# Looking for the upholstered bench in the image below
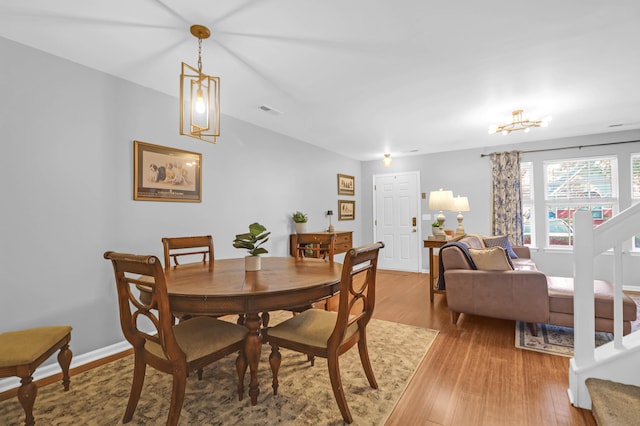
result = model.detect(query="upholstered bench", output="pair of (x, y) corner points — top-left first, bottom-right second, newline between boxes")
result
(547, 277), (637, 335)
(0, 326), (72, 426)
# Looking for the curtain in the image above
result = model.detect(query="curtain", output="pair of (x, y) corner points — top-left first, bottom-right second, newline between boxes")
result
(490, 151), (523, 245)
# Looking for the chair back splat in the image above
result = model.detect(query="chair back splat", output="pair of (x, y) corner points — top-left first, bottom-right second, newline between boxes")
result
(104, 251), (247, 426)
(162, 235), (214, 269)
(295, 233), (336, 262)
(265, 242), (384, 424)
(331, 242), (381, 350)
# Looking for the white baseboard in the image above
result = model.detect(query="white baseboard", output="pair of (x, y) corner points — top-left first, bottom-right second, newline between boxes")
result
(0, 340), (131, 393)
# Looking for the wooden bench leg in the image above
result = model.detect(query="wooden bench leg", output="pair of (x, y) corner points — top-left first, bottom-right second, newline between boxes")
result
(527, 323), (538, 336)
(58, 343), (72, 391)
(17, 376), (36, 426)
(451, 311), (460, 324)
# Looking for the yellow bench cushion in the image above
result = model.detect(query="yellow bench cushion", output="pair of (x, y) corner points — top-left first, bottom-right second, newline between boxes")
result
(0, 326), (72, 367)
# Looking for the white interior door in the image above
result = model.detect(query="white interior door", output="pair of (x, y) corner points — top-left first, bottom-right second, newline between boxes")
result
(374, 171), (421, 271)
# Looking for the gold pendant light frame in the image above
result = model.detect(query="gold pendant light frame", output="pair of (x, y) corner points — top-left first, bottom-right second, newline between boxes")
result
(180, 25), (220, 143)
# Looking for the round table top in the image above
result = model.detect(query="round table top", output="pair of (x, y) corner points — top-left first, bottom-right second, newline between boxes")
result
(157, 257), (343, 315)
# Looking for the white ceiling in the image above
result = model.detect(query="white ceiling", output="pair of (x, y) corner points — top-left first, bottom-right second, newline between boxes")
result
(1, 1), (639, 161)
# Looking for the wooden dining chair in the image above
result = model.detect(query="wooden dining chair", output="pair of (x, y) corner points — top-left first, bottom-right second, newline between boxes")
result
(290, 232), (337, 316)
(104, 251), (248, 426)
(0, 326), (72, 426)
(162, 235), (214, 269)
(295, 233), (336, 262)
(265, 242), (384, 424)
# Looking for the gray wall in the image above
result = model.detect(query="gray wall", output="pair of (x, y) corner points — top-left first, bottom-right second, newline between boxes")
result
(0, 37), (362, 357)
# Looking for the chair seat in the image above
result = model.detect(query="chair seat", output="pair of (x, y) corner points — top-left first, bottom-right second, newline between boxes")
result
(267, 309), (358, 348)
(0, 326), (72, 367)
(146, 317), (247, 362)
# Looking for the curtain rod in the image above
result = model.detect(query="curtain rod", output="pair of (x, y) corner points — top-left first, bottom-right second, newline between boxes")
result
(480, 139), (640, 158)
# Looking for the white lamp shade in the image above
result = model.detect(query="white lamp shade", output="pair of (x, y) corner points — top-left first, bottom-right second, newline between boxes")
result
(453, 196), (470, 212)
(428, 189), (454, 211)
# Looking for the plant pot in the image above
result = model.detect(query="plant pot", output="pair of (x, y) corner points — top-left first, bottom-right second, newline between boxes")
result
(295, 222), (307, 233)
(245, 255), (261, 271)
(432, 226), (439, 237)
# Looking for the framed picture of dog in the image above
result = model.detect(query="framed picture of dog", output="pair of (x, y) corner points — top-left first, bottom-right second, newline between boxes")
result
(133, 140), (202, 202)
(338, 200), (355, 220)
(337, 173), (355, 196)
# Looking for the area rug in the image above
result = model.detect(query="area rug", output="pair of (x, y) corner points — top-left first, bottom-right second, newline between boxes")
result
(0, 311), (438, 425)
(515, 295), (640, 357)
(514, 321), (613, 357)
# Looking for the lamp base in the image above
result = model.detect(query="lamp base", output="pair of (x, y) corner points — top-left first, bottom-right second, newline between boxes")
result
(434, 211), (447, 237)
(455, 212), (465, 236)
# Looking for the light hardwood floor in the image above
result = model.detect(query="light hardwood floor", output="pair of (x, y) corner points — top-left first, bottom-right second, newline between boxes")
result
(374, 270), (596, 426)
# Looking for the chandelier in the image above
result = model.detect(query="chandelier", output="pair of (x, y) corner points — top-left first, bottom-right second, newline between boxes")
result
(180, 25), (220, 143)
(488, 109), (552, 135)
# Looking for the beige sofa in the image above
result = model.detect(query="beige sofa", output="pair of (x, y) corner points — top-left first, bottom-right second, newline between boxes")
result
(439, 234), (637, 334)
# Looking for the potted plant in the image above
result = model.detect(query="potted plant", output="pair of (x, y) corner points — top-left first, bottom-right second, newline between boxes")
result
(233, 222), (270, 271)
(432, 221), (441, 237)
(292, 211), (308, 233)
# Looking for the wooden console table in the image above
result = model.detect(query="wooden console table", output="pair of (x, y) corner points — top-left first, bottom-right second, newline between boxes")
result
(290, 231), (353, 257)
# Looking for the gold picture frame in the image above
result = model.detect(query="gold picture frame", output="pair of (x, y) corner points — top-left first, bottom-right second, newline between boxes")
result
(338, 200), (355, 221)
(337, 173), (355, 196)
(133, 140), (202, 202)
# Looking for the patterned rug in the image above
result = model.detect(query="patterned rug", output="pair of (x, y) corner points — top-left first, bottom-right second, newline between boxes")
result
(514, 321), (613, 357)
(0, 311), (438, 425)
(515, 295), (640, 357)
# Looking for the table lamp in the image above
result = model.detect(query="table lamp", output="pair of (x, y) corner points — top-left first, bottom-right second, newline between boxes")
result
(327, 210), (334, 232)
(453, 195), (470, 236)
(428, 189), (454, 238)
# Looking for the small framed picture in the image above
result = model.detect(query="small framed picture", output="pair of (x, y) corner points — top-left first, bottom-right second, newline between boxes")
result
(338, 200), (355, 221)
(337, 173), (355, 196)
(133, 140), (202, 202)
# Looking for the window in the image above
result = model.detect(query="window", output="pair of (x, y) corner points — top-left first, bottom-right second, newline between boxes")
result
(520, 162), (534, 246)
(632, 154), (640, 250)
(544, 156), (618, 247)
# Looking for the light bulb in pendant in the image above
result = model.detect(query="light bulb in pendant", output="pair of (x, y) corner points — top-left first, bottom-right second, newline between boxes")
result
(195, 87), (206, 114)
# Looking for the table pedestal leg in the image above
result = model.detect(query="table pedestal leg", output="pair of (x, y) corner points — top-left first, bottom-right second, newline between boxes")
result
(244, 312), (262, 405)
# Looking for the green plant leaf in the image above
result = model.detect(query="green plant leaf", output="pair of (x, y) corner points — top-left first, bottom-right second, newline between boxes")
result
(249, 222), (266, 236)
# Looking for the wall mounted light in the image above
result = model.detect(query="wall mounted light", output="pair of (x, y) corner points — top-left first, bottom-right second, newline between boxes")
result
(383, 153), (392, 167)
(180, 24), (220, 143)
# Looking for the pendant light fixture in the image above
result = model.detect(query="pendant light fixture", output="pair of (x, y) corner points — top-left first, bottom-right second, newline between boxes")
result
(180, 25), (220, 143)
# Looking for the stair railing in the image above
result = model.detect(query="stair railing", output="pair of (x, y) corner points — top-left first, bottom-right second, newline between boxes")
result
(571, 203), (640, 406)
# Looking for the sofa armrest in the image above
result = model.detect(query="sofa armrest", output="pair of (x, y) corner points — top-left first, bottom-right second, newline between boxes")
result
(445, 269), (549, 324)
(511, 246), (530, 259)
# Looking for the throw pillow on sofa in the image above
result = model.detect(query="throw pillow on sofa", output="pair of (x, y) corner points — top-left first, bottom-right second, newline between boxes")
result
(468, 247), (514, 271)
(483, 235), (519, 259)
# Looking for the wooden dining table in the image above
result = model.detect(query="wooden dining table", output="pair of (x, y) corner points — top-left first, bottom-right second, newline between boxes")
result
(153, 256), (342, 406)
